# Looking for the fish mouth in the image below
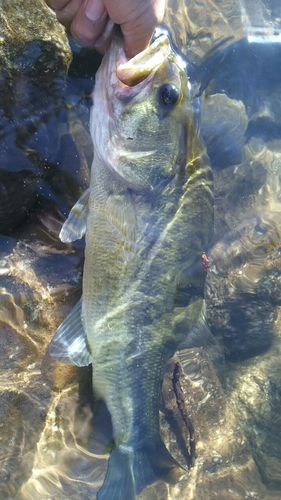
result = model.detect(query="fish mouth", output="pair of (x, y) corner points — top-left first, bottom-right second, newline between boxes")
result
(114, 32), (171, 87)
(113, 25), (188, 87)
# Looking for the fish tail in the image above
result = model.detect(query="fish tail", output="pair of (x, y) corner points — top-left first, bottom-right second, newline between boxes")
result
(97, 435), (183, 500)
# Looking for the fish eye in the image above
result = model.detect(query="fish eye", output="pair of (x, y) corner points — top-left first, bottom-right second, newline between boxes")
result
(158, 83), (180, 108)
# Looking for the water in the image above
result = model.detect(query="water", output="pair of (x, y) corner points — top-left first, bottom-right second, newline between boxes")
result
(1, 0), (281, 498)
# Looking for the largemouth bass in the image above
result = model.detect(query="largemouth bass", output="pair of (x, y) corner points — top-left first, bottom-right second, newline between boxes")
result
(50, 27), (213, 500)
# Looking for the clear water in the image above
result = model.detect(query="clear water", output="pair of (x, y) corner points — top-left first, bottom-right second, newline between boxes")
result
(1, 0), (281, 499)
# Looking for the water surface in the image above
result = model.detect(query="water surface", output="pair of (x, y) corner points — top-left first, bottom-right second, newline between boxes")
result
(1, 0), (281, 499)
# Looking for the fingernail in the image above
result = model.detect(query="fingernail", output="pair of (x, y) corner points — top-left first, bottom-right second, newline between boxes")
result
(85, 0), (104, 22)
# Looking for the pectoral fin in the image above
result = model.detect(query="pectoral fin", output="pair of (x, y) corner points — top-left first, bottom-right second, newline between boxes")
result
(60, 188), (90, 243)
(49, 299), (92, 367)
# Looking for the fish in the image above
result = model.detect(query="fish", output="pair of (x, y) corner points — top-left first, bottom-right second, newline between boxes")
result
(49, 26), (213, 500)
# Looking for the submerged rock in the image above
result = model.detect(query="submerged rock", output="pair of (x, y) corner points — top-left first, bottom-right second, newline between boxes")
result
(201, 94), (248, 170)
(0, 228), (83, 499)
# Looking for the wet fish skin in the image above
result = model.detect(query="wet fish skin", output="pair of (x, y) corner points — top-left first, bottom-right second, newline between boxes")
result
(50, 27), (213, 500)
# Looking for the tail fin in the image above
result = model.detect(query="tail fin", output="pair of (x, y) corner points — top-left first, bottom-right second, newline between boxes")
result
(97, 436), (183, 500)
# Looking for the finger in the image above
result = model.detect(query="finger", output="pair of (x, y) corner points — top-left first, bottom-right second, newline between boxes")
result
(70, 0), (108, 45)
(84, 0), (106, 22)
(104, 0), (165, 58)
(45, 0), (70, 9)
(92, 18), (114, 54)
(47, 0), (83, 28)
(124, 1), (165, 57)
(122, 26), (153, 59)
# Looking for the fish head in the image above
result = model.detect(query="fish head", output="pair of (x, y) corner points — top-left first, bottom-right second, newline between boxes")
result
(91, 27), (198, 193)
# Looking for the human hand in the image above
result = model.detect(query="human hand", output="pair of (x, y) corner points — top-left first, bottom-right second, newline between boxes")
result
(45, 0), (166, 58)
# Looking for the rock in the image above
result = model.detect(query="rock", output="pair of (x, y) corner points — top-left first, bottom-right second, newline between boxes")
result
(201, 94), (248, 169)
(0, 0), (72, 231)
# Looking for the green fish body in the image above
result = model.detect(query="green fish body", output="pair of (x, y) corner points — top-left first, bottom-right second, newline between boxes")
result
(50, 28), (213, 500)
